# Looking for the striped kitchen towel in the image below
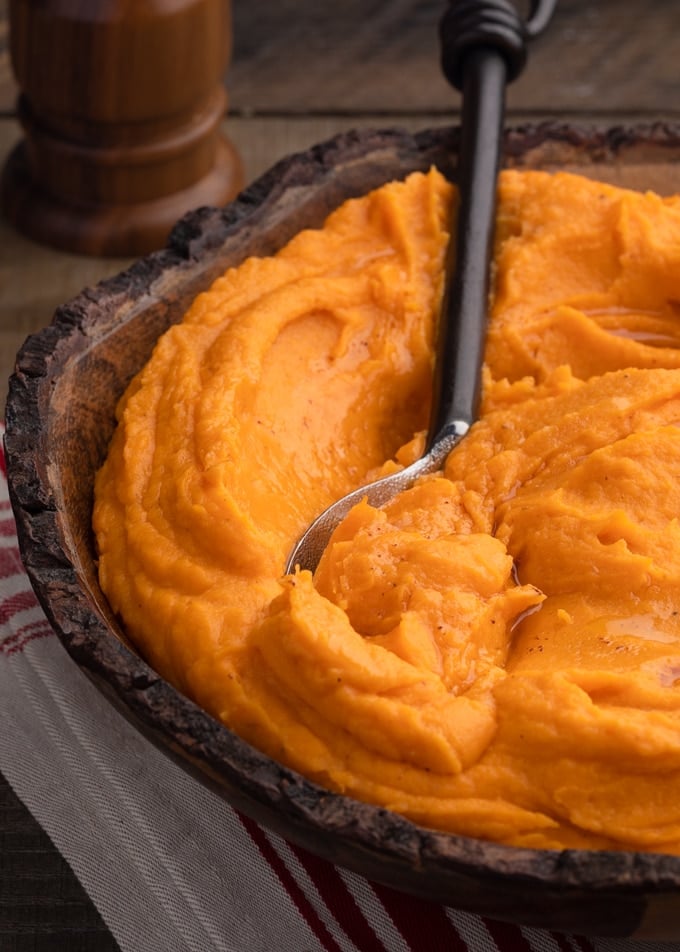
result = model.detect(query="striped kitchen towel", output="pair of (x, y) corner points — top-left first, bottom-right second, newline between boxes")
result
(0, 426), (671, 952)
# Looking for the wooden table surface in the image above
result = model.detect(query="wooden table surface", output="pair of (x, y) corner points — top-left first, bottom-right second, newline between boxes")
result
(1, 0), (680, 948)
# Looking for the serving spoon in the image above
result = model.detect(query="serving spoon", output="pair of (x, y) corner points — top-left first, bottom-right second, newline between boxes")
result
(285, 0), (556, 575)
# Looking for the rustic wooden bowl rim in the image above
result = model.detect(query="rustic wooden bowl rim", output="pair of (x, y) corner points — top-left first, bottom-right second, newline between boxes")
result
(7, 121), (680, 936)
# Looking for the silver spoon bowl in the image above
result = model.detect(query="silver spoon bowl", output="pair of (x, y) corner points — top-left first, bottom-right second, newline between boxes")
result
(286, 425), (467, 573)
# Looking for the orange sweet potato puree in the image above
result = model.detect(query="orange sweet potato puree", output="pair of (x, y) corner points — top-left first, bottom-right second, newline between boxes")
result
(94, 166), (680, 853)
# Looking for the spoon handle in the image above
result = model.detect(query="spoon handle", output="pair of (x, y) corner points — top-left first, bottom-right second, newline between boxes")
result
(431, 0), (529, 446)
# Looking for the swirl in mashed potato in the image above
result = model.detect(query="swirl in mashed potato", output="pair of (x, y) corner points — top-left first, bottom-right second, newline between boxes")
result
(94, 166), (680, 852)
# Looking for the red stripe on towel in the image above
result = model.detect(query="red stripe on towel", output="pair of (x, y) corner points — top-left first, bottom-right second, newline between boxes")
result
(0, 588), (36, 624)
(483, 918), (533, 952)
(239, 813), (346, 952)
(371, 881), (470, 951)
(0, 619), (53, 656)
(288, 841), (391, 952)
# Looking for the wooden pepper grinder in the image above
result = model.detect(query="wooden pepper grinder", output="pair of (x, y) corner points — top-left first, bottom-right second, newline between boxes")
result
(0, 0), (244, 256)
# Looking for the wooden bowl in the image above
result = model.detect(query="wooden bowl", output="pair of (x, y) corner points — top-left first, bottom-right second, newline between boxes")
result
(7, 123), (680, 939)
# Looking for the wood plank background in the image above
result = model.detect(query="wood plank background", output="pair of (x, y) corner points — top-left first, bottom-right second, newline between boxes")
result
(1, 0), (680, 948)
(2, 0), (678, 118)
(227, 0), (680, 117)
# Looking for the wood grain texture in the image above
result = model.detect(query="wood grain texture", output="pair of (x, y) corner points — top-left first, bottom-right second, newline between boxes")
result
(1, 0), (244, 255)
(203, 0), (680, 117)
(1, 0), (680, 118)
(0, 782), (121, 952)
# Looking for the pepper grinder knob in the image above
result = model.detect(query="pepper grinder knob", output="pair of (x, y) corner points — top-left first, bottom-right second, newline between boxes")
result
(0, 0), (244, 256)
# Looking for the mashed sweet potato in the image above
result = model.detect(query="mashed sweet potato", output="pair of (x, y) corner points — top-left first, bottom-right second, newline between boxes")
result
(93, 166), (680, 852)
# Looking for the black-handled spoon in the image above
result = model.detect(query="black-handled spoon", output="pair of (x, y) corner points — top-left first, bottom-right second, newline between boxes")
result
(285, 0), (555, 575)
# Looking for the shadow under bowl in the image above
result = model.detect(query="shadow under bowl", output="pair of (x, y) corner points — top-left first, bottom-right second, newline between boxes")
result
(6, 122), (680, 940)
